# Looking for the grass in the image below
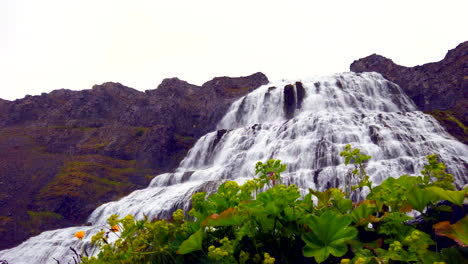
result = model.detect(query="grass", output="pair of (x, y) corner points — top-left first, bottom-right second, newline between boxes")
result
(426, 109), (468, 143)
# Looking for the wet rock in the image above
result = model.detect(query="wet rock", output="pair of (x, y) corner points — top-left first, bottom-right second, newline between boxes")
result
(314, 82), (321, 93)
(212, 129), (228, 149)
(295, 82), (306, 109)
(335, 79), (343, 89)
(369, 125), (383, 145)
(283, 84), (296, 119)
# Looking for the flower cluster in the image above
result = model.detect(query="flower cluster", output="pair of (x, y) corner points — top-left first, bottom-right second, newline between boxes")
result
(263, 252), (275, 264)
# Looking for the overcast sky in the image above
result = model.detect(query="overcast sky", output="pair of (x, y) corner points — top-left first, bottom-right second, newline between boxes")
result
(1, 0), (467, 100)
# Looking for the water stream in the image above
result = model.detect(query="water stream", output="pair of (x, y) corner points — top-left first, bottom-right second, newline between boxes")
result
(1, 72), (466, 263)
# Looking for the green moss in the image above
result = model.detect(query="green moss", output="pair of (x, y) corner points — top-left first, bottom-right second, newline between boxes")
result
(426, 110), (468, 144)
(36, 156), (153, 211)
(430, 110), (467, 131)
(145, 174), (155, 180)
(174, 134), (194, 143)
(27, 210), (63, 220)
(224, 86), (251, 93)
(79, 140), (109, 150)
(39, 161), (133, 199)
(21, 211), (63, 234)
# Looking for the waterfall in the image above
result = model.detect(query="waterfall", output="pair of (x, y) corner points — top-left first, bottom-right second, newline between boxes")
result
(1, 72), (467, 263)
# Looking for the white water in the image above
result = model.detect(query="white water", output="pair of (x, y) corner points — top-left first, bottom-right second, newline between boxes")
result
(1, 72), (467, 263)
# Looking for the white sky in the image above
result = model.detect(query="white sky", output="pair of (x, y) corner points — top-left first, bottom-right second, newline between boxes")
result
(1, 0), (467, 100)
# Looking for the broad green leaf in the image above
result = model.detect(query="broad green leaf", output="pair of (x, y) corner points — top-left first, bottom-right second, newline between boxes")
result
(406, 186), (439, 212)
(264, 202), (281, 216)
(334, 198), (353, 213)
(328, 188), (353, 213)
(367, 175), (421, 212)
(202, 207), (245, 227)
(350, 201), (378, 225)
(302, 211), (357, 263)
(433, 216), (468, 247)
(300, 193), (314, 212)
(310, 189), (332, 209)
(426, 186), (465, 206)
(441, 247), (468, 263)
(177, 228), (204, 254)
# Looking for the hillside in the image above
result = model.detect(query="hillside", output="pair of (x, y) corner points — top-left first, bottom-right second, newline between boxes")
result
(0, 72), (268, 250)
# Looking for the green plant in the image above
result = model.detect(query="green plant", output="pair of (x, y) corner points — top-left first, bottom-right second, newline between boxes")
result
(302, 210), (357, 263)
(74, 148), (467, 264)
(340, 144), (372, 195)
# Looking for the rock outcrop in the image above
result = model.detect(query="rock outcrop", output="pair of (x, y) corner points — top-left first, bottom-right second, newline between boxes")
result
(0, 72), (268, 250)
(350, 41), (467, 143)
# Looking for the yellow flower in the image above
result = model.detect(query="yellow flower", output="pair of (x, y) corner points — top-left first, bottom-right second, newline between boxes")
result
(355, 257), (366, 264)
(74, 231), (85, 240)
(340, 259), (351, 264)
(263, 252), (275, 264)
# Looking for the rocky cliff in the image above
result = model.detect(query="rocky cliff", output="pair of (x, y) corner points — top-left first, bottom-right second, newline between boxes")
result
(0, 72), (268, 250)
(350, 41), (467, 143)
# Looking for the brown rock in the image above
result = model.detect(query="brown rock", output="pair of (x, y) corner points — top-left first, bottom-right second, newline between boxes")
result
(0, 72), (268, 250)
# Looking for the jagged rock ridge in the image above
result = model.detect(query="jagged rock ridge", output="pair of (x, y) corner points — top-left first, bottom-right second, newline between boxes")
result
(0, 72), (268, 250)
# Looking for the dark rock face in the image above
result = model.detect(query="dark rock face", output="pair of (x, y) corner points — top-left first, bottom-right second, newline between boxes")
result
(283, 82), (308, 119)
(295, 82), (306, 109)
(350, 41), (467, 143)
(283, 84), (296, 119)
(369, 125), (383, 145)
(0, 72), (268, 250)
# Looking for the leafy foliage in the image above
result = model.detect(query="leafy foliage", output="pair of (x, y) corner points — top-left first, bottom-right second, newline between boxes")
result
(71, 151), (467, 264)
(433, 216), (468, 247)
(302, 211), (357, 263)
(340, 144), (372, 194)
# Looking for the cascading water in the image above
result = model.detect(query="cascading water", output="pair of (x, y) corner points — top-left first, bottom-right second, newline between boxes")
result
(1, 72), (467, 263)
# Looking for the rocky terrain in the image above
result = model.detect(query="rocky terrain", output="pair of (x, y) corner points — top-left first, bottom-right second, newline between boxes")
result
(351, 41), (467, 143)
(1, 41), (466, 251)
(0, 72), (268, 250)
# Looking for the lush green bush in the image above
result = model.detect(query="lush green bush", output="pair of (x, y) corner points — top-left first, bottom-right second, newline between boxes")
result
(71, 145), (467, 264)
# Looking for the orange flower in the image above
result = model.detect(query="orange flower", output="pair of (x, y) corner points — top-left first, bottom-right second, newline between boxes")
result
(74, 231), (85, 240)
(110, 225), (119, 232)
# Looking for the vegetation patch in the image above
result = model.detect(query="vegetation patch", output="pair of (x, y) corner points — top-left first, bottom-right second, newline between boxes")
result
(174, 134), (195, 148)
(36, 155), (153, 222)
(427, 109), (468, 144)
(64, 146), (467, 264)
(22, 211), (63, 235)
(224, 87), (251, 94)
